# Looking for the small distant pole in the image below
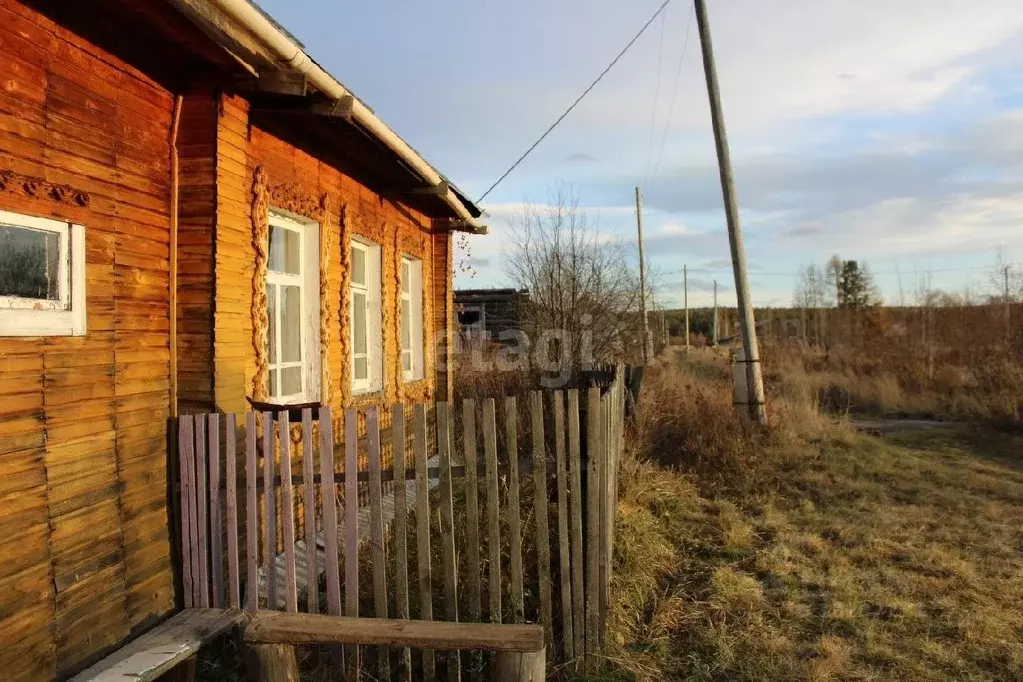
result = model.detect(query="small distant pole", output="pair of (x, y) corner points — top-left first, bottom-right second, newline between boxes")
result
(635, 187), (651, 363)
(712, 279), (718, 347)
(695, 0), (766, 424)
(1005, 265), (1012, 344)
(684, 265), (690, 354)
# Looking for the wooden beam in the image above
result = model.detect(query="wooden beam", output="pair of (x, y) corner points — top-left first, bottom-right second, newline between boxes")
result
(434, 217), (488, 235)
(243, 612), (545, 653)
(402, 181), (450, 196)
(253, 71), (308, 97)
(168, 0), (278, 69)
(309, 95), (355, 120)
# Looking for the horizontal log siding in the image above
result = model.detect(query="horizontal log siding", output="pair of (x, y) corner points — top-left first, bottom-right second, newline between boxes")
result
(0, 1), (176, 677)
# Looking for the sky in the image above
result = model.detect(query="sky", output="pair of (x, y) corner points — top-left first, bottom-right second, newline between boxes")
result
(258, 0), (1023, 308)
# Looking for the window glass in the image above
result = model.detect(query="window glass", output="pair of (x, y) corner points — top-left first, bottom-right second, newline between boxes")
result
(401, 260), (411, 295)
(401, 299), (411, 348)
(281, 366), (302, 396)
(354, 356), (368, 381)
(351, 245), (366, 286)
(353, 292), (367, 354)
(0, 224), (60, 300)
(269, 225), (301, 275)
(282, 285), (302, 362)
(267, 282), (278, 362)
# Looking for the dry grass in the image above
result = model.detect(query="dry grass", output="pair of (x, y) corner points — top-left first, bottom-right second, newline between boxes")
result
(594, 350), (1023, 682)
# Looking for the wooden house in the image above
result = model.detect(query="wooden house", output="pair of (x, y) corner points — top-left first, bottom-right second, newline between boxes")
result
(0, 0), (485, 677)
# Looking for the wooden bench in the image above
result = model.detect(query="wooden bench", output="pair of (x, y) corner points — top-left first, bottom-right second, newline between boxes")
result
(244, 612), (545, 681)
(69, 609), (248, 681)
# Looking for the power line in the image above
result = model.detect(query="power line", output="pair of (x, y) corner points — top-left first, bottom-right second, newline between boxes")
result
(477, 0), (674, 203)
(649, 4), (695, 188)
(661, 261), (1023, 279)
(642, 7), (668, 188)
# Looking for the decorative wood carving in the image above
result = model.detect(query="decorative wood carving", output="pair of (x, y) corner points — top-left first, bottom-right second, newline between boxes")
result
(319, 194), (333, 412)
(268, 182), (326, 222)
(0, 169), (90, 207)
(251, 166), (271, 402)
(337, 202), (355, 412)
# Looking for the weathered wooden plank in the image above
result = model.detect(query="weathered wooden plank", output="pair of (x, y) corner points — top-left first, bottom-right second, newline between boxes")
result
(225, 414), (240, 610)
(194, 415), (209, 608)
(301, 408), (317, 614)
(462, 399), (482, 680)
(319, 408), (341, 617)
(244, 612), (544, 653)
(437, 402), (460, 681)
(207, 414), (223, 608)
(412, 403), (435, 678)
(392, 403), (411, 682)
(504, 397), (524, 624)
(178, 416), (194, 609)
(585, 387), (602, 669)
(367, 406), (391, 680)
(246, 412), (259, 613)
(567, 390), (585, 663)
(280, 413), (298, 613)
(482, 398), (501, 625)
(343, 407), (360, 677)
(553, 392), (574, 662)
(530, 392), (553, 651)
(262, 412), (277, 610)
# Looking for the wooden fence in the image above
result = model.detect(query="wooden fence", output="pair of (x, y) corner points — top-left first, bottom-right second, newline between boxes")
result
(175, 371), (625, 678)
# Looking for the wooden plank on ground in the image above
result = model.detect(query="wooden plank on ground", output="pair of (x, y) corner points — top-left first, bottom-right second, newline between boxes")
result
(504, 397), (524, 624)
(246, 412), (259, 612)
(195, 415), (209, 608)
(263, 411), (277, 611)
(344, 407), (360, 678)
(367, 406), (391, 680)
(568, 389), (585, 663)
(553, 392), (574, 662)
(530, 392), (553, 651)
(585, 387), (602, 670)
(462, 398), (482, 681)
(319, 407), (341, 617)
(482, 398), (501, 624)
(178, 416), (194, 609)
(280, 411), (298, 613)
(412, 403), (435, 679)
(208, 413), (223, 608)
(301, 408), (317, 614)
(437, 401), (460, 682)
(68, 608), (248, 682)
(392, 403), (412, 682)
(226, 414), (240, 609)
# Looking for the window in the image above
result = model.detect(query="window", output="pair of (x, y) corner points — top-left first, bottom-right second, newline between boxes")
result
(266, 210), (320, 403)
(400, 256), (424, 381)
(350, 238), (382, 393)
(0, 210), (85, 337)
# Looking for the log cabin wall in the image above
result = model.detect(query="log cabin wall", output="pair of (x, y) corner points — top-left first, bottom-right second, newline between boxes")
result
(212, 92), (453, 454)
(0, 0), (181, 677)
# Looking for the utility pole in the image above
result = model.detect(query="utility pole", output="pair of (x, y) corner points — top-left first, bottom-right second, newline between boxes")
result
(712, 279), (718, 347)
(1005, 265), (1012, 344)
(684, 265), (690, 354)
(694, 0), (766, 424)
(635, 186), (651, 363)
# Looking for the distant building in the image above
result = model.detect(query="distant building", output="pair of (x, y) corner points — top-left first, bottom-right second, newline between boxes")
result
(455, 288), (529, 342)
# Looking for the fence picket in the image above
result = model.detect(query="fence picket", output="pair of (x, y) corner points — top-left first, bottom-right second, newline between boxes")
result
(504, 397), (524, 624)
(585, 387), (602, 669)
(553, 392), (574, 662)
(279, 411), (298, 613)
(208, 414), (223, 608)
(367, 407), (391, 680)
(319, 408), (341, 617)
(437, 402), (460, 682)
(482, 399), (502, 625)
(263, 412), (277, 611)
(462, 399), (482, 681)
(246, 412), (258, 612)
(178, 416), (194, 609)
(531, 392), (553, 650)
(567, 389), (585, 664)
(225, 414), (240, 609)
(195, 415), (209, 608)
(344, 408), (360, 678)
(392, 404), (412, 682)
(301, 408), (318, 614)
(412, 403), (436, 678)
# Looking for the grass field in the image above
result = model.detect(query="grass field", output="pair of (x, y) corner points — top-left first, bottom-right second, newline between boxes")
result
(594, 350), (1023, 681)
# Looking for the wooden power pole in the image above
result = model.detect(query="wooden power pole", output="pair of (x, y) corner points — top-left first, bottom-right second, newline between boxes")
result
(635, 186), (651, 363)
(684, 265), (690, 354)
(1005, 265), (1012, 344)
(694, 0), (767, 424)
(712, 279), (718, 347)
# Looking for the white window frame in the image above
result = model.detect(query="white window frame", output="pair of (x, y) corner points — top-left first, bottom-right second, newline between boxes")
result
(265, 209), (321, 404)
(350, 237), (383, 394)
(0, 210), (86, 337)
(400, 256), (424, 382)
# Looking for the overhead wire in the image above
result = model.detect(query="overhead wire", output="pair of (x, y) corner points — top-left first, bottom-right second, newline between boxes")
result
(648, 4), (695, 188)
(477, 0), (674, 203)
(642, 7), (668, 188)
